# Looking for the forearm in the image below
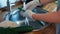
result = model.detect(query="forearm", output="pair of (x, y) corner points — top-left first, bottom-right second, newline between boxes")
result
(32, 12), (60, 23)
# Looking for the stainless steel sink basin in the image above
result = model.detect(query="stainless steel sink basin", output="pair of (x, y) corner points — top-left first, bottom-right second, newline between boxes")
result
(0, 7), (50, 31)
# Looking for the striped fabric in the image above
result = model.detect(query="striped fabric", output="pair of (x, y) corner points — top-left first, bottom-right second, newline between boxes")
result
(57, 0), (60, 11)
(56, 0), (60, 34)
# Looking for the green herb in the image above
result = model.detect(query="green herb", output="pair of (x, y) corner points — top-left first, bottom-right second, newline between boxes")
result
(0, 26), (34, 34)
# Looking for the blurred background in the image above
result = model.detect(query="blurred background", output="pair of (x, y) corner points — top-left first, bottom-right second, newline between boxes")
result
(0, 0), (56, 34)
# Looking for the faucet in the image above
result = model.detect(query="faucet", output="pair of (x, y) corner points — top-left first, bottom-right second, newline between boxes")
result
(4, 0), (11, 21)
(22, 0), (26, 10)
(7, 0), (11, 12)
(4, 0), (29, 26)
(5, 0), (20, 23)
(22, 0), (29, 26)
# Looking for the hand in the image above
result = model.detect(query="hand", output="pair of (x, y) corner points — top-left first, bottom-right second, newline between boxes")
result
(0, 21), (18, 28)
(23, 10), (35, 18)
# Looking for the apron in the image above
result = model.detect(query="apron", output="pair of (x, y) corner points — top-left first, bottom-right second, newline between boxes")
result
(56, 0), (60, 34)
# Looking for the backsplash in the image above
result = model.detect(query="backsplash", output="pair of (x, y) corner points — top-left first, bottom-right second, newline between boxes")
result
(0, 0), (19, 8)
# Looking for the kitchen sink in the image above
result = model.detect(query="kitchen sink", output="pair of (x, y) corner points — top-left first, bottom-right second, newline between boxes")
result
(0, 6), (50, 31)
